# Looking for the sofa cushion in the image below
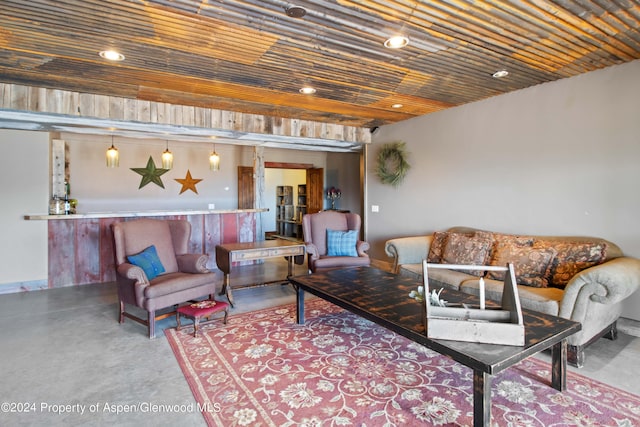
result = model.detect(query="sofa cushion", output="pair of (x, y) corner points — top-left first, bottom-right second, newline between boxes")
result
(487, 243), (557, 288)
(459, 278), (563, 316)
(427, 267), (477, 291)
(538, 241), (608, 288)
(441, 232), (493, 276)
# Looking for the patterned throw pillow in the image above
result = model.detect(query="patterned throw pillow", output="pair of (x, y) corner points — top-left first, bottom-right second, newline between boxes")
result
(441, 233), (493, 276)
(486, 235), (535, 281)
(427, 231), (449, 263)
(487, 243), (557, 287)
(545, 241), (608, 288)
(127, 245), (166, 280)
(326, 229), (358, 257)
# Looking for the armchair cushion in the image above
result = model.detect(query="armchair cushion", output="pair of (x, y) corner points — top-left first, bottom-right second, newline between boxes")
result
(143, 272), (216, 299)
(326, 229), (358, 257)
(127, 245), (165, 280)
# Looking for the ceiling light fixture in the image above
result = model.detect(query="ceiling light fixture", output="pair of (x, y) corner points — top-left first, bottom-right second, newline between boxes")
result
(209, 142), (220, 172)
(384, 35), (409, 49)
(391, 103), (404, 109)
(161, 140), (173, 170)
(284, 5), (307, 18)
(99, 50), (125, 61)
(492, 70), (509, 78)
(106, 136), (119, 168)
(299, 86), (316, 94)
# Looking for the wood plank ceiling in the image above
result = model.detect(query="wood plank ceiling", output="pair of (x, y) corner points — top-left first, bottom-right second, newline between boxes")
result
(1, 0), (639, 129)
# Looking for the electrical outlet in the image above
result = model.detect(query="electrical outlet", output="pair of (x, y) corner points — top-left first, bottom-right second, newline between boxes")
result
(371, 205), (379, 212)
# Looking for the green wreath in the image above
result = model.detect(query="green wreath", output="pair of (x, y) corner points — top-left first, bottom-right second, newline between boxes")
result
(375, 142), (410, 187)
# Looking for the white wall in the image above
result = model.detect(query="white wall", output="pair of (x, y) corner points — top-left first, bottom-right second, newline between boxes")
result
(0, 130), (48, 291)
(367, 59), (640, 320)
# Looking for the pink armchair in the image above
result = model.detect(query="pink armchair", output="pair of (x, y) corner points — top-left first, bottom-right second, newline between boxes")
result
(302, 211), (370, 273)
(112, 219), (218, 338)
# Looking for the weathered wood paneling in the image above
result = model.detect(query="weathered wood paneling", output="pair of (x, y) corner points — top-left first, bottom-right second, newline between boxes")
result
(44, 212), (259, 288)
(0, 83), (370, 149)
(0, 0), (638, 128)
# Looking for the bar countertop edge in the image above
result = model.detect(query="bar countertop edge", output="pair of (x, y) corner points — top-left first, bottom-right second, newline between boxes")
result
(24, 208), (268, 220)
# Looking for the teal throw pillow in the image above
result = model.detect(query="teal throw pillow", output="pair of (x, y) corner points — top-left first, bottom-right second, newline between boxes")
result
(127, 245), (165, 280)
(326, 229), (358, 257)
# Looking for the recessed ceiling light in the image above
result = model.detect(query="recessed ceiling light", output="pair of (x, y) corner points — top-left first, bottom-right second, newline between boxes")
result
(299, 86), (316, 94)
(492, 70), (509, 78)
(99, 50), (125, 61)
(391, 103), (403, 109)
(384, 36), (409, 49)
(285, 5), (307, 18)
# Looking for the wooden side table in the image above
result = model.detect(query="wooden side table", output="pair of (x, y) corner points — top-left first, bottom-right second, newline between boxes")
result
(176, 300), (229, 337)
(215, 240), (306, 307)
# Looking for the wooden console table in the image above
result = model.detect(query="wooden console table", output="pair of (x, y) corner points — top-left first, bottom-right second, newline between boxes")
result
(215, 240), (305, 306)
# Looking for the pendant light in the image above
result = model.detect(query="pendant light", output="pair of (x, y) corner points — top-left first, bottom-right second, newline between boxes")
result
(209, 144), (220, 171)
(161, 140), (173, 169)
(106, 136), (119, 168)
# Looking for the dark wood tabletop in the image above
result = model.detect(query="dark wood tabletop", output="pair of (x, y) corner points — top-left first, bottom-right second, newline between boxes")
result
(290, 266), (581, 427)
(289, 266), (581, 375)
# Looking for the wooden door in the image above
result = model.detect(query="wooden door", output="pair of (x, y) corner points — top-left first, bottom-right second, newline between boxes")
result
(237, 166), (254, 209)
(306, 168), (324, 214)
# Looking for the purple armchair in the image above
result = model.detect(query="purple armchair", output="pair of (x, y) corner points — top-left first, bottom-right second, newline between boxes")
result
(302, 211), (370, 273)
(112, 219), (217, 338)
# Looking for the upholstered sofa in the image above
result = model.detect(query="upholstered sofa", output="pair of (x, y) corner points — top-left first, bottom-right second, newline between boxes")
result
(385, 226), (640, 367)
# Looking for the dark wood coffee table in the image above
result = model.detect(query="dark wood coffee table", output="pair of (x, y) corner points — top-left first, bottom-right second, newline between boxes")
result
(289, 266), (581, 427)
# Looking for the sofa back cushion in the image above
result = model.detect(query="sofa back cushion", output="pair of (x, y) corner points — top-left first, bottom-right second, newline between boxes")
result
(535, 240), (608, 288)
(487, 242), (557, 288)
(113, 219), (179, 274)
(427, 231), (449, 263)
(444, 227), (617, 288)
(441, 232), (493, 276)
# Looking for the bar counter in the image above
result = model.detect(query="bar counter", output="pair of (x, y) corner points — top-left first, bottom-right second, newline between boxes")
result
(24, 208), (266, 220)
(26, 209), (267, 289)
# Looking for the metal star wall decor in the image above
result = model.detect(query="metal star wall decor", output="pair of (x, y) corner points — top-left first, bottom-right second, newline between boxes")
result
(175, 170), (203, 194)
(130, 156), (169, 189)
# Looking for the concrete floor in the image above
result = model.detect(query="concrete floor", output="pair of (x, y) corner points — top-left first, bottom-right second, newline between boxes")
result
(1, 260), (639, 426)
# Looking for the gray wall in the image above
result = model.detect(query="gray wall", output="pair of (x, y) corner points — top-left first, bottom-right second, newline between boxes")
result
(366, 59), (640, 320)
(325, 152), (362, 215)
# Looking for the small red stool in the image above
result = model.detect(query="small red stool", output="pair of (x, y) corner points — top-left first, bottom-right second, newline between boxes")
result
(176, 300), (230, 337)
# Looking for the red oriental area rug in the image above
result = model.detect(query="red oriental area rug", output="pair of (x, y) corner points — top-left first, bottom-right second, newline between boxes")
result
(166, 298), (640, 426)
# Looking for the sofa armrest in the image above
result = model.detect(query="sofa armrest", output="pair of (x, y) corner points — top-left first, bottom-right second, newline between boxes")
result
(306, 242), (319, 261)
(384, 235), (433, 273)
(356, 240), (370, 257)
(117, 263), (149, 306)
(117, 263), (148, 284)
(559, 257), (640, 320)
(176, 253), (210, 273)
